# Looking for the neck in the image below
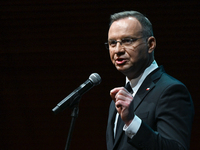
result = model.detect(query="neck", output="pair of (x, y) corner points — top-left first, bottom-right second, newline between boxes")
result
(126, 59), (154, 80)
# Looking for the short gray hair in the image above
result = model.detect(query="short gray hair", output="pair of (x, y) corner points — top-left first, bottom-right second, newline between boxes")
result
(110, 11), (153, 37)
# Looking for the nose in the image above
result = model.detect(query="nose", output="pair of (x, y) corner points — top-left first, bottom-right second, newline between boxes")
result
(115, 42), (125, 54)
(115, 40), (123, 46)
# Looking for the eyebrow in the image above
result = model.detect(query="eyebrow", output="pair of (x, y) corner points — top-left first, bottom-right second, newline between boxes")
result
(108, 36), (140, 41)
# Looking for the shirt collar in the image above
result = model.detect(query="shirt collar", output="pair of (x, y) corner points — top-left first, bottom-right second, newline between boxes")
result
(126, 60), (158, 94)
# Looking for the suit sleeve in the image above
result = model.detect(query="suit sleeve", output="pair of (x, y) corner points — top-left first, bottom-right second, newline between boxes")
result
(127, 83), (194, 150)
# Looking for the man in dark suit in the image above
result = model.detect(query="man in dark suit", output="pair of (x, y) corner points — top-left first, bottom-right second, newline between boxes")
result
(105, 11), (194, 150)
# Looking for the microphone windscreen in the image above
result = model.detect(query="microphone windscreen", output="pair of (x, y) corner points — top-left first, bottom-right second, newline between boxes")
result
(89, 73), (101, 86)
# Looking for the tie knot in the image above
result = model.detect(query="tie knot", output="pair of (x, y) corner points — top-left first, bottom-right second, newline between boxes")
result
(125, 82), (133, 94)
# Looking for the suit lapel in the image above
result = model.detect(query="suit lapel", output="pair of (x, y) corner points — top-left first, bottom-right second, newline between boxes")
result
(106, 101), (117, 148)
(134, 81), (155, 110)
(134, 66), (164, 110)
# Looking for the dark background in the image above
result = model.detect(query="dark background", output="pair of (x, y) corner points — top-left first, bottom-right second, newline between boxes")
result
(0, 1), (199, 149)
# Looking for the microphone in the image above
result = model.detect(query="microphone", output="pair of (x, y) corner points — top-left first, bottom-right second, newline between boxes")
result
(52, 73), (101, 114)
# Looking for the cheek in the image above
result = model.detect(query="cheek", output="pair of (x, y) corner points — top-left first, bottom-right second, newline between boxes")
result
(134, 49), (149, 63)
(128, 48), (146, 63)
(109, 50), (114, 60)
(127, 50), (137, 61)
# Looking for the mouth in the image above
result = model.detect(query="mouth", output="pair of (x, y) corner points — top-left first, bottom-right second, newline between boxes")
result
(116, 58), (127, 65)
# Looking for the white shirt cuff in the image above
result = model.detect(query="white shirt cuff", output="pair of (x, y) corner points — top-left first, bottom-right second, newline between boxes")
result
(123, 115), (142, 139)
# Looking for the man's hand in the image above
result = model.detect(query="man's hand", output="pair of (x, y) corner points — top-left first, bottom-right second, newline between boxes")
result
(110, 87), (134, 126)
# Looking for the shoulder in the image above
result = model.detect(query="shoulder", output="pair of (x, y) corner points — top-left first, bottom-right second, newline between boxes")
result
(149, 66), (191, 99)
(152, 66), (186, 88)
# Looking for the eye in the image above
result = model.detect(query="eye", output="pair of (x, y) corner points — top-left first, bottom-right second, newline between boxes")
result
(109, 40), (117, 46)
(122, 38), (133, 45)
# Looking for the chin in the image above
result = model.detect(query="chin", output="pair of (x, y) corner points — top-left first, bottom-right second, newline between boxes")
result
(115, 65), (129, 73)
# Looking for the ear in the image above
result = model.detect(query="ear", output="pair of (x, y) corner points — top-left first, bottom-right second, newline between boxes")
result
(147, 36), (156, 53)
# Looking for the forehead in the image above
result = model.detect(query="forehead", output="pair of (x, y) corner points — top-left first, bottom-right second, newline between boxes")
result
(108, 17), (142, 39)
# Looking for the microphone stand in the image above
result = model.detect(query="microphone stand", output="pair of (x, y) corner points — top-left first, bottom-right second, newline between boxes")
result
(64, 103), (79, 150)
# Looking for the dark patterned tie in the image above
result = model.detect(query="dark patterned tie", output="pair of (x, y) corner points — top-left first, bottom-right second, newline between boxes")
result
(124, 82), (133, 94)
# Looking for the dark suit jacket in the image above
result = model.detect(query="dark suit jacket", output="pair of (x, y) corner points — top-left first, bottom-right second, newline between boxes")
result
(106, 66), (194, 150)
